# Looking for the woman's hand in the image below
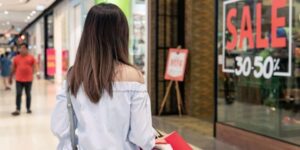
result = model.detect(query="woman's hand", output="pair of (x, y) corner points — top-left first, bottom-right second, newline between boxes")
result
(155, 137), (167, 144)
(154, 138), (173, 150)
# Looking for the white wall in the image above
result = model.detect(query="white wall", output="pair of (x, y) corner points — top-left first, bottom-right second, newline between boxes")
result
(34, 21), (43, 55)
(68, 3), (82, 66)
(68, 0), (94, 65)
(34, 20), (45, 75)
(51, 0), (94, 82)
(54, 1), (67, 82)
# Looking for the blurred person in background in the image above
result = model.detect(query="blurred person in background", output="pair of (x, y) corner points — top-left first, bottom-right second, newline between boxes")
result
(9, 43), (40, 116)
(51, 3), (155, 149)
(0, 52), (12, 90)
(10, 46), (19, 58)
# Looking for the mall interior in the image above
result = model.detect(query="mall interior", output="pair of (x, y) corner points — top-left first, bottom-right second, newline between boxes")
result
(0, 0), (300, 150)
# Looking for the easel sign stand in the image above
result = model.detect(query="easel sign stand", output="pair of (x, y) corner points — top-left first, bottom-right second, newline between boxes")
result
(158, 46), (189, 117)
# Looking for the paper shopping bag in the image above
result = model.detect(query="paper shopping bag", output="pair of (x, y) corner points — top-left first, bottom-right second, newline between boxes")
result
(164, 131), (193, 150)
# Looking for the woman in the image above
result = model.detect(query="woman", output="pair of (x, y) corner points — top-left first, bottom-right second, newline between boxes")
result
(51, 3), (155, 150)
(0, 52), (12, 90)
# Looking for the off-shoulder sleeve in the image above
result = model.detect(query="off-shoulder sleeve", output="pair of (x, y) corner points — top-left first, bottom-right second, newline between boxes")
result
(50, 80), (72, 150)
(128, 86), (155, 150)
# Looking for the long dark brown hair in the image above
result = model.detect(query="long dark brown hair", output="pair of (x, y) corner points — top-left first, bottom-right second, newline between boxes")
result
(69, 3), (131, 103)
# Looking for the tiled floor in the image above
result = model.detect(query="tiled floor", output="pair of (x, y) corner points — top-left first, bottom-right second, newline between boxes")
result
(153, 116), (238, 150)
(0, 79), (236, 150)
(0, 79), (58, 150)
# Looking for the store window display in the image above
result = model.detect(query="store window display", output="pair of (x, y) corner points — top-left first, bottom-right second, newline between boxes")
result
(131, 1), (147, 75)
(217, 0), (300, 145)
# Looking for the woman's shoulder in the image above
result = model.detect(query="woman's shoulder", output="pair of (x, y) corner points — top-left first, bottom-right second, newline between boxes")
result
(115, 64), (144, 84)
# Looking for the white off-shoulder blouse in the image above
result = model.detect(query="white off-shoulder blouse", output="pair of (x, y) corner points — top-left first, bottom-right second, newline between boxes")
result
(51, 81), (155, 150)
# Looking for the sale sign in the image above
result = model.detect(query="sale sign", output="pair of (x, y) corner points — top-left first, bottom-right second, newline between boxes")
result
(47, 48), (56, 76)
(222, 0), (292, 79)
(164, 48), (188, 81)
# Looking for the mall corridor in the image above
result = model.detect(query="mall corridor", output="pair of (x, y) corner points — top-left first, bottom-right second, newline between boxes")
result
(0, 0), (300, 150)
(0, 80), (237, 150)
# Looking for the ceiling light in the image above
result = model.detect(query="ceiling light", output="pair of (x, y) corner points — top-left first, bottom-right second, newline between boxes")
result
(27, 16), (31, 20)
(0, 3), (2, 7)
(6, 21), (10, 25)
(36, 5), (45, 11)
(4, 11), (8, 15)
(5, 33), (11, 38)
(19, 0), (26, 2)
(21, 35), (25, 40)
(30, 11), (36, 16)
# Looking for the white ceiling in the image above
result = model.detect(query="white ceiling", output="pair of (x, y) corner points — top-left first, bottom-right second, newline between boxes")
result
(0, 0), (55, 36)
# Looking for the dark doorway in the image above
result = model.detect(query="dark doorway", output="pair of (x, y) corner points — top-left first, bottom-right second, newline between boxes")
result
(154, 0), (185, 115)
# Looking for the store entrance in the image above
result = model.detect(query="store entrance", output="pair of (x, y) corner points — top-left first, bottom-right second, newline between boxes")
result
(44, 12), (54, 79)
(153, 0), (185, 115)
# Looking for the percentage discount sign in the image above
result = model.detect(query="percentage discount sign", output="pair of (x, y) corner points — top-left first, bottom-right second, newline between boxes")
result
(273, 59), (280, 71)
(235, 56), (282, 79)
(222, 0), (292, 77)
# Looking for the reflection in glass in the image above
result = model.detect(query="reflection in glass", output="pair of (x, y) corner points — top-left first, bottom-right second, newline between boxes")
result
(217, 0), (300, 145)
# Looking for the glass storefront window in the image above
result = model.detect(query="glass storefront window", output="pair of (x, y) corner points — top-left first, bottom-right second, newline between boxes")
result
(217, 0), (300, 145)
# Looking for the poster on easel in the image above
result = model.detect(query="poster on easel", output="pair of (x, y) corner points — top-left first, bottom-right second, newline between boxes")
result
(159, 48), (188, 116)
(164, 48), (189, 81)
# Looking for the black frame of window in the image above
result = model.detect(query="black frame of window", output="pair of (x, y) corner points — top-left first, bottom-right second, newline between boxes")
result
(213, 0), (219, 138)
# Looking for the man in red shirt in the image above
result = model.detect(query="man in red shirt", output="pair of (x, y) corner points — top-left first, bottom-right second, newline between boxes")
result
(10, 43), (40, 116)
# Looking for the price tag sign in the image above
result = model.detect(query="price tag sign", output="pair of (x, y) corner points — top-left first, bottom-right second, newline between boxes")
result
(164, 48), (188, 81)
(222, 0), (292, 79)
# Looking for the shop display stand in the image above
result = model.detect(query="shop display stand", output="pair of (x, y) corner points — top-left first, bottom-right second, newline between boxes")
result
(158, 46), (185, 117)
(158, 80), (184, 117)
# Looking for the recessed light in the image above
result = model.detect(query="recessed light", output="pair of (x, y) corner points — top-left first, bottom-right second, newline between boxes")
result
(36, 5), (45, 11)
(27, 16), (31, 19)
(4, 11), (8, 15)
(5, 33), (11, 38)
(6, 21), (10, 25)
(21, 35), (25, 40)
(0, 3), (2, 7)
(30, 11), (36, 16)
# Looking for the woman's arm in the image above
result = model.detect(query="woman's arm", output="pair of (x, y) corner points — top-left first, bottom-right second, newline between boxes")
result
(51, 81), (72, 149)
(128, 91), (155, 150)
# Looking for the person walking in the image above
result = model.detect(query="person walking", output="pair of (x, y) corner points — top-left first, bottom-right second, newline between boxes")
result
(0, 52), (12, 90)
(51, 3), (155, 149)
(10, 43), (40, 116)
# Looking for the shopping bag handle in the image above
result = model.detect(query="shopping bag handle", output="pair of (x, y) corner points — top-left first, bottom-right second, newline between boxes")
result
(154, 128), (164, 138)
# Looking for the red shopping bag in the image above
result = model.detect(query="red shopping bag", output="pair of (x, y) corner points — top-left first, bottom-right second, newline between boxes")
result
(164, 131), (193, 150)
